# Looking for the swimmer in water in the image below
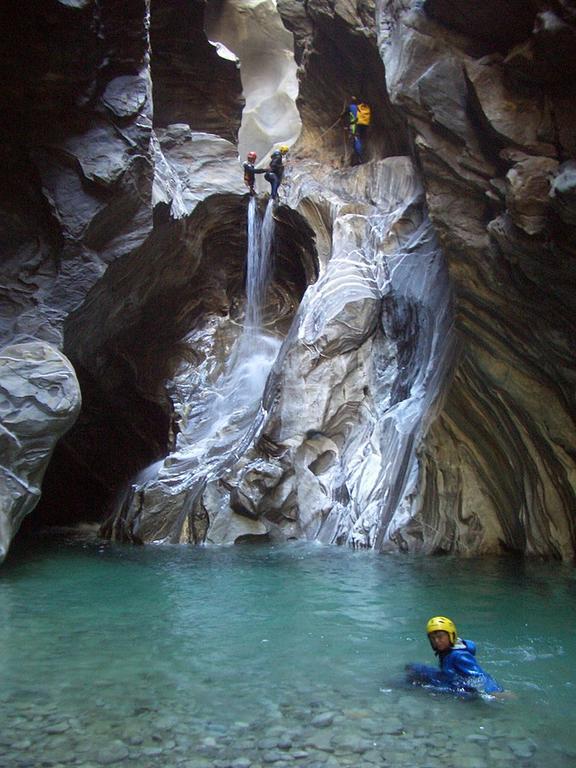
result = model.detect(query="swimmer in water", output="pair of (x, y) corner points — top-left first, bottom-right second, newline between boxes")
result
(405, 616), (504, 697)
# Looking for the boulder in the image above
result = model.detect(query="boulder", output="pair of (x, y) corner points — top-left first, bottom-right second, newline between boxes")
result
(0, 342), (81, 561)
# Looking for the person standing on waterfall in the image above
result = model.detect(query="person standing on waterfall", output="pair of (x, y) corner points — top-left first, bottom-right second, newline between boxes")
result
(243, 151), (265, 196)
(264, 145), (289, 200)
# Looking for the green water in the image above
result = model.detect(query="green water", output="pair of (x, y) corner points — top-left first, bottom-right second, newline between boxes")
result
(1, 534), (575, 768)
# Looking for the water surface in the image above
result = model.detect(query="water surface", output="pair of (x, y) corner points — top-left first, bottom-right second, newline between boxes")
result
(1, 535), (575, 767)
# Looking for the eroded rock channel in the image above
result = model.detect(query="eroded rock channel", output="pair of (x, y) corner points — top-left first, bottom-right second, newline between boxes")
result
(1, 0), (575, 562)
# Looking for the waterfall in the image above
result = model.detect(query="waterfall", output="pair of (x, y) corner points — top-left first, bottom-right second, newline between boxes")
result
(244, 196), (264, 331)
(245, 196), (274, 333)
(125, 194), (280, 513)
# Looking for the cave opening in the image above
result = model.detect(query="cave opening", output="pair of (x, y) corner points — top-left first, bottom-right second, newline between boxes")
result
(21, 194), (318, 539)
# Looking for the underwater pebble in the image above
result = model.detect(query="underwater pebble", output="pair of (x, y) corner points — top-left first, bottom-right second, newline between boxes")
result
(231, 758), (252, 768)
(262, 749), (293, 763)
(311, 713), (335, 728)
(258, 738), (279, 750)
(508, 739), (536, 759)
(46, 721), (70, 735)
(96, 740), (130, 764)
(380, 717), (404, 735)
(142, 745), (164, 757)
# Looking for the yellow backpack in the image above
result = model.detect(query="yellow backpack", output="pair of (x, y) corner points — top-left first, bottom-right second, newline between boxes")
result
(357, 102), (371, 126)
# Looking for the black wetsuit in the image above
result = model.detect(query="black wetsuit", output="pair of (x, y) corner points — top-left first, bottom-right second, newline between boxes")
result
(264, 151), (284, 199)
(243, 162), (265, 194)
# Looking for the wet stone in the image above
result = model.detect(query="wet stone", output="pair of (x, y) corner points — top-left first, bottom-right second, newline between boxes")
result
(509, 739), (536, 759)
(262, 750), (293, 763)
(311, 713), (335, 728)
(259, 738), (280, 750)
(231, 759), (252, 768)
(96, 740), (130, 764)
(46, 721), (71, 734)
(142, 745), (164, 757)
(11, 740), (33, 750)
(380, 717), (405, 735)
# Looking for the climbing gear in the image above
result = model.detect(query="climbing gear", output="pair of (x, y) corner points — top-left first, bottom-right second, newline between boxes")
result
(279, 145), (289, 155)
(357, 102), (371, 126)
(426, 616), (457, 644)
(247, 151), (257, 162)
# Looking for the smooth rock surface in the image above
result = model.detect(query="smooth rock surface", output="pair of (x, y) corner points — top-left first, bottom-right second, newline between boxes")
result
(0, 342), (81, 561)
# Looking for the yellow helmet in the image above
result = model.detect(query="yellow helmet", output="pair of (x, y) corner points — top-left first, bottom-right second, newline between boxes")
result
(279, 144), (289, 155)
(426, 616), (456, 644)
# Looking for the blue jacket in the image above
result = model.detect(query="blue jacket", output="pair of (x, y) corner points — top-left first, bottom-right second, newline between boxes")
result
(406, 639), (503, 695)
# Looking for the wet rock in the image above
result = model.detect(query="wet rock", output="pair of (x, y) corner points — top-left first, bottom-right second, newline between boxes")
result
(332, 733), (372, 754)
(262, 750), (293, 763)
(231, 758), (252, 768)
(465, 57), (555, 155)
(380, 717), (405, 735)
(305, 730), (334, 752)
(503, 151), (558, 235)
(508, 738), (537, 759)
(276, 735), (293, 750)
(96, 740), (130, 764)
(102, 75), (149, 118)
(0, 342), (81, 562)
(45, 721), (70, 735)
(311, 713), (335, 728)
(258, 738), (280, 750)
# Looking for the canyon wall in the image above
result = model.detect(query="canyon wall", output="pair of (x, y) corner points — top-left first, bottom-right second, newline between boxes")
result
(0, 0), (574, 561)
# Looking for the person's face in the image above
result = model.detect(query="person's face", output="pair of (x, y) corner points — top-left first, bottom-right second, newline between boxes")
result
(428, 630), (452, 652)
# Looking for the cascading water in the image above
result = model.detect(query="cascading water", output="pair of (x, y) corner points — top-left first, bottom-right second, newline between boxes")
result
(244, 196), (275, 333)
(119, 196), (281, 539)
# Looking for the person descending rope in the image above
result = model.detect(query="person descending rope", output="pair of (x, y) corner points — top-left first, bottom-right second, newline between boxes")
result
(243, 151), (265, 196)
(264, 145), (289, 200)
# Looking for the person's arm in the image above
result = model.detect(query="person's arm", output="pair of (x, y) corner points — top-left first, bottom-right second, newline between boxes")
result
(405, 663), (450, 686)
(449, 652), (503, 693)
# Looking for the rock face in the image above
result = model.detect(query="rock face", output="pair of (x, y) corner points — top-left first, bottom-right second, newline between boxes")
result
(0, 0), (155, 349)
(205, 0), (301, 162)
(378, 0), (576, 557)
(0, 343), (81, 562)
(0, 0), (575, 560)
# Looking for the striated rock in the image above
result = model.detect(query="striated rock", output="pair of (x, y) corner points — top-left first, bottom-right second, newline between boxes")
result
(115, 157), (456, 550)
(34, 194), (317, 534)
(0, 0), (574, 561)
(503, 151), (559, 235)
(153, 127), (245, 218)
(0, 0), (154, 348)
(0, 342), (81, 562)
(465, 57), (556, 156)
(279, 0), (408, 162)
(102, 75), (149, 119)
(205, 0), (301, 162)
(423, 0), (539, 54)
(377, 0), (576, 557)
(150, 0), (243, 142)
